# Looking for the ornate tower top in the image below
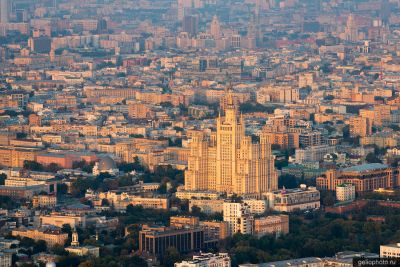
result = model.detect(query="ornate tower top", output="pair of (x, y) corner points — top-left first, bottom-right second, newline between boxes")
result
(71, 228), (80, 247)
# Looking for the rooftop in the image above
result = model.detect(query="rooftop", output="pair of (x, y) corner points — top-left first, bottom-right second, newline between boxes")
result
(240, 257), (323, 267)
(342, 163), (388, 173)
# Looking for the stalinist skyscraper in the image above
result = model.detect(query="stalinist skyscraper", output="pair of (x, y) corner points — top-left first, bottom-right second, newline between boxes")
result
(185, 87), (277, 196)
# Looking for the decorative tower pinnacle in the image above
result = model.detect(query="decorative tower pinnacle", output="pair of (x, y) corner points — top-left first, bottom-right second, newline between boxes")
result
(71, 228), (80, 247)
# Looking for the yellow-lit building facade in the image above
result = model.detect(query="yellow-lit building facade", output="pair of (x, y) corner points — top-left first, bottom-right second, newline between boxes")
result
(185, 90), (277, 196)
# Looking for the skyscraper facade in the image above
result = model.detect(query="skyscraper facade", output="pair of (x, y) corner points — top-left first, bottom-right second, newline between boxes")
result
(0, 0), (9, 23)
(185, 88), (277, 196)
(210, 15), (221, 40)
(183, 15), (199, 37)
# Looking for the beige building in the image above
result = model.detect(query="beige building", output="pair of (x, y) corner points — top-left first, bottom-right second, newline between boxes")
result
(348, 117), (372, 138)
(380, 243), (400, 258)
(12, 227), (68, 247)
(185, 89), (277, 196)
(265, 186), (320, 212)
(254, 215), (289, 238)
(176, 189), (223, 200)
(40, 213), (86, 228)
(189, 199), (224, 214)
(32, 194), (57, 208)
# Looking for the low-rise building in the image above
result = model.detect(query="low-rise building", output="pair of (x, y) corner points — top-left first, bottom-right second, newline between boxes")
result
(380, 243), (400, 258)
(253, 215), (289, 238)
(265, 185), (320, 212)
(317, 164), (397, 193)
(189, 199), (224, 214)
(40, 213), (86, 228)
(175, 253), (231, 267)
(12, 227), (68, 247)
(139, 225), (204, 256)
(32, 194), (57, 208)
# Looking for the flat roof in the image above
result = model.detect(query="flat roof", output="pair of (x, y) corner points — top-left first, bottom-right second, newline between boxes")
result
(342, 163), (388, 173)
(242, 257), (323, 267)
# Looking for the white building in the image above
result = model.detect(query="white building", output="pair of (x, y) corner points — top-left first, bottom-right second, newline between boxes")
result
(243, 199), (268, 215)
(223, 202), (253, 236)
(380, 243), (400, 258)
(175, 253), (231, 267)
(295, 145), (336, 163)
(336, 184), (355, 202)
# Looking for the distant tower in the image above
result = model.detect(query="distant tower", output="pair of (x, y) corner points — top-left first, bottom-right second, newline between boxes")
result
(178, 0), (193, 20)
(71, 228), (80, 247)
(345, 14), (358, 42)
(210, 15), (221, 40)
(0, 0), (9, 23)
(182, 15), (199, 37)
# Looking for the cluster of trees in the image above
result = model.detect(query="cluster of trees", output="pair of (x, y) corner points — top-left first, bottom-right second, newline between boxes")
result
(239, 102), (278, 114)
(72, 160), (96, 173)
(17, 237), (47, 256)
(141, 165), (184, 193)
(70, 172), (125, 197)
(0, 196), (19, 209)
(23, 160), (62, 173)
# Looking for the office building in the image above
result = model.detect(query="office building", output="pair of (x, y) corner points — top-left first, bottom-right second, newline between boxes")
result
(139, 225), (204, 256)
(317, 164), (397, 193)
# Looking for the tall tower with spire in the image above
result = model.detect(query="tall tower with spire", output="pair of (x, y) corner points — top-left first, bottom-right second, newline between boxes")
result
(185, 85), (277, 196)
(210, 15), (221, 40)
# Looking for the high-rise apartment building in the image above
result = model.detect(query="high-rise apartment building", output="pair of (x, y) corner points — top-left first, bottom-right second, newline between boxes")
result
(185, 88), (277, 196)
(348, 117), (372, 137)
(223, 202), (253, 236)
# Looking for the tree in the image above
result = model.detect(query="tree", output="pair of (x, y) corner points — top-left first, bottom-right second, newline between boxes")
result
(160, 247), (181, 267)
(19, 237), (35, 249)
(101, 199), (110, 207)
(23, 160), (43, 171)
(0, 173), (6, 185)
(278, 174), (298, 189)
(366, 153), (382, 164)
(57, 183), (68, 196)
(56, 254), (81, 267)
(51, 244), (68, 256)
(61, 224), (72, 235)
(47, 163), (62, 173)
(322, 191), (335, 206)
(78, 261), (93, 267)
(33, 240), (47, 254)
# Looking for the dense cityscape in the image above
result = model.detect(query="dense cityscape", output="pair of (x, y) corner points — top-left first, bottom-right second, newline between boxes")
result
(1, 0), (400, 266)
